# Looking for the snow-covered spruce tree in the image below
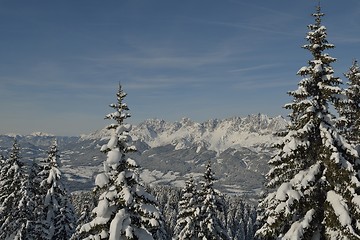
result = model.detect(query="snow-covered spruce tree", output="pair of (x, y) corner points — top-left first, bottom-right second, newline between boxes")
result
(198, 162), (229, 240)
(256, 6), (360, 239)
(0, 139), (33, 239)
(77, 201), (94, 230)
(0, 139), (21, 206)
(37, 141), (75, 240)
(77, 84), (166, 240)
(338, 60), (360, 145)
(173, 176), (201, 239)
(20, 160), (42, 240)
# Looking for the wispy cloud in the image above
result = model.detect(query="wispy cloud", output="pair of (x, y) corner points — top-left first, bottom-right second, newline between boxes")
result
(187, 18), (300, 37)
(228, 64), (281, 73)
(231, 72), (297, 90)
(124, 77), (176, 90)
(77, 45), (241, 70)
(123, 74), (215, 90)
(0, 68), (115, 97)
(81, 54), (224, 69)
(234, 79), (295, 90)
(179, 1), (305, 39)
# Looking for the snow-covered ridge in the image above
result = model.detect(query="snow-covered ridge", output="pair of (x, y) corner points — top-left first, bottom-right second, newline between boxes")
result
(82, 114), (288, 153)
(3, 132), (55, 138)
(29, 132), (55, 137)
(80, 128), (110, 141)
(3, 133), (23, 138)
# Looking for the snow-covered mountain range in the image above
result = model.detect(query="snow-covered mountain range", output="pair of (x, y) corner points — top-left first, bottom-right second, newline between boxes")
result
(83, 114), (287, 153)
(0, 114), (287, 198)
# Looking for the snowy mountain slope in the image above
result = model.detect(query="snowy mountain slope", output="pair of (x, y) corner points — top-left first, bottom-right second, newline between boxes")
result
(0, 114), (287, 197)
(83, 114), (287, 153)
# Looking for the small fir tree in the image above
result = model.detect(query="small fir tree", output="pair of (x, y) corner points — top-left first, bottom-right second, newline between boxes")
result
(198, 162), (229, 240)
(173, 176), (201, 240)
(338, 60), (360, 145)
(0, 139), (21, 205)
(14, 160), (40, 240)
(77, 201), (93, 228)
(77, 84), (166, 240)
(256, 6), (360, 239)
(37, 141), (75, 240)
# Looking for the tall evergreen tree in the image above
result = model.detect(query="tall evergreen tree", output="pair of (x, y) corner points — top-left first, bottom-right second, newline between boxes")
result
(338, 60), (360, 145)
(77, 84), (166, 240)
(22, 160), (42, 240)
(198, 162), (229, 240)
(173, 176), (201, 240)
(37, 141), (75, 240)
(256, 6), (360, 239)
(13, 159), (40, 240)
(0, 139), (21, 205)
(0, 140), (31, 239)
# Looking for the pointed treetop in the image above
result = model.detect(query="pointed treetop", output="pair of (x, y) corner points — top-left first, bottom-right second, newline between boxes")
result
(46, 140), (61, 170)
(106, 83), (130, 126)
(48, 140), (58, 154)
(345, 59), (360, 81)
(352, 59), (358, 68)
(117, 82), (127, 100)
(204, 161), (216, 184)
(313, 3), (324, 25)
(9, 138), (20, 161)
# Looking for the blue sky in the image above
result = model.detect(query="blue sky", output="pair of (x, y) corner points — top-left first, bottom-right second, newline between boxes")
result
(1, 0), (360, 136)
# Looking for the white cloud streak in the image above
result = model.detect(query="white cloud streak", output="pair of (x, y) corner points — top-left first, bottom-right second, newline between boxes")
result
(228, 64), (280, 73)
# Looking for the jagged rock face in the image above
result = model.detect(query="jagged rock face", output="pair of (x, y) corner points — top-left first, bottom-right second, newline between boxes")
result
(0, 114), (287, 198)
(84, 114), (287, 153)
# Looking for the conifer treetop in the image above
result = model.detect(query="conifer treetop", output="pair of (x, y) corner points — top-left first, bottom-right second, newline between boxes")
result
(303, 5), (335, 57)
(345, 60), (360, 92)
(105, 84), (131, 128)
(203, 161), (216, 188)
(286, 5), (341, 126)
(9, 139), (20, 162)
(42, 140), (62, 186)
